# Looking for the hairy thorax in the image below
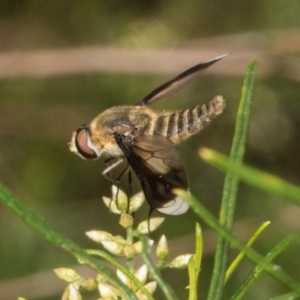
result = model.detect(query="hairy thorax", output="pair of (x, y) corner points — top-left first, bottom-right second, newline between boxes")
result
(88, 106), (154, 157)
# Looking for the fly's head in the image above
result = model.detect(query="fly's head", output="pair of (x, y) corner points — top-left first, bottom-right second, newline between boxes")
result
(68, 120), (125, 159)
(68, 124), (102, 160)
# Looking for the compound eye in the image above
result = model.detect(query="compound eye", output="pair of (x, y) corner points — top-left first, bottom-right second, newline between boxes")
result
(75, 128), (98, 159)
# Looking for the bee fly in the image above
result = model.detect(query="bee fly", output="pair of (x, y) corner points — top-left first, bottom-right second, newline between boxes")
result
(68, 54), (227, 216)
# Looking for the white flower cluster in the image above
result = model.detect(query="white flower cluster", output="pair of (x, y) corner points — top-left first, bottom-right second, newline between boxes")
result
(55, 186), (192, 299)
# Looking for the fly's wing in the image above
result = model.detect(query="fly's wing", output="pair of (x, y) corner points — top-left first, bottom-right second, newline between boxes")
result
(135, 54), (228, 106)
(113, 133), (189, 215)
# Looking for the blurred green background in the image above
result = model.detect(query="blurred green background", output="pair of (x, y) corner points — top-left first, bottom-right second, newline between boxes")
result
(1, 1), (300, 299)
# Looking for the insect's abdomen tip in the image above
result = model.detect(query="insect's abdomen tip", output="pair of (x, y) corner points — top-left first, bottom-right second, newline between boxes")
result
(212, 95), (226, 113)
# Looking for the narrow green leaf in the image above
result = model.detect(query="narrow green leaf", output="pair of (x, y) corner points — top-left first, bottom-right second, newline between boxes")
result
(0, 181), (138, 300)
(225, 221), (271, 282)
(230, 234), (299, 300)
(140, 236), (179, 300)
(188, 223), (203, 300)
(194, 222), (203, 272)
(176, 190), (300, 296)
(86, 249), (154, 300)
(188, 258), (197, 300)
(270, 292), (300, 300)
(200, 149), (300, 206)
(208, 60), (259, 300)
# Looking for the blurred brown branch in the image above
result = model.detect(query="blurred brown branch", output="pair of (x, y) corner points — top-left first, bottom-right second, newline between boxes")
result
(0, 29), (300, 81)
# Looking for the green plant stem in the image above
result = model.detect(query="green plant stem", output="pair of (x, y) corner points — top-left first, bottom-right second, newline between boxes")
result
(270, 292), (300, 300)
(207, 60), (259, 300)
(225, 221), (271, 282)
(0, 182), (138, 300)
(177, 190), (300, 296)
(200, 149), (300, 206)
(86, 249), (154, 300)
(126, 225), (135, 272)
(140, 235), (180, 300)
(230, 234), (299, 300)
(188, 223), (203, 300)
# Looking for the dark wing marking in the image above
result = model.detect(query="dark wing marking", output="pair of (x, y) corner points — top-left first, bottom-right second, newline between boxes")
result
(113, 133), (189, 215)
(135, 54), (228, 106)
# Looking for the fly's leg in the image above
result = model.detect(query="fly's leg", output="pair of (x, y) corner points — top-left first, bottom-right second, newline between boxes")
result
(104, 157), (115, 182)
(102, 158), (133, 212)
(128, 169), (132, 200)
(102, 157), (124, 184)
(102, 157), (124, 209)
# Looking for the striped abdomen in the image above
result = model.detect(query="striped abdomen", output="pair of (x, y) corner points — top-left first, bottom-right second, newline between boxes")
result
(149, 95), (225, 143)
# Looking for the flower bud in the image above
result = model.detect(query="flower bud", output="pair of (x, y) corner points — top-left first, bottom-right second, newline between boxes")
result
(54, 268), (82, 283)
(136, 291), (147, 300)
(132, 241), (143, 254)
(119, 213), (134, 228)
(61, 286), (69, 300)
(124, 244), (138, 258)
(116, 269), (130, 286)
(113, 235), (127, 245)
(102, 196), (121, 214)
(144, 281), (157, 294)
(80, 278), (97, 291)
(137, 218), (164, 234)
(136, 281), (157, 300)
(98, 283), (120, 298)
(170, 254), (193, 269)
(112, 185), (129, 212)
(156, 235), (169, 261)
(85, 230), (113, 243)
(101, 240), (124, 256)
(136, 281), (157, 299)
(129, 191), (145, 212)
(135, 265), (148, 284)
(62, 284), (82, 300)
